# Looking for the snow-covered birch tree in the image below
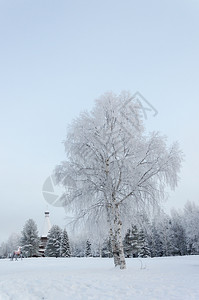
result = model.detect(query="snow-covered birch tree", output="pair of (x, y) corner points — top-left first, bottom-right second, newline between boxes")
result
(55, 92), (183, 269)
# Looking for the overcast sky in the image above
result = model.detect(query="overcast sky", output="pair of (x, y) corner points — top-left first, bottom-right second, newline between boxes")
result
(0, 0), (199, 244)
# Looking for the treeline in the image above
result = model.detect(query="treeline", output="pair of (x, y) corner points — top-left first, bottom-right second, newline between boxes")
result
(0, 220), (71, 258)
(125, 201), (199, 258)
(143, 201), (199, 257)
(1, 201), (199, 258)
(45, 225), (70, 257)
(71, 201), (199, 258)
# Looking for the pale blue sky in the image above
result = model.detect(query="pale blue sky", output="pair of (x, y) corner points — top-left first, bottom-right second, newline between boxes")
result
(0, 0), (199, 243)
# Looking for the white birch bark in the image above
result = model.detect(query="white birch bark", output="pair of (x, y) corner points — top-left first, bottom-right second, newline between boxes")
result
(114, 204), (126, 269)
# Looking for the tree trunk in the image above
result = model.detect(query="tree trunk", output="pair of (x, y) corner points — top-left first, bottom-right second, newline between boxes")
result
(105, 163), (126, 269)
(114, 204), (126, 269)
(109, 199), (126, 270)
(106, 204), (121, 266)
(109, 227), (120, 267)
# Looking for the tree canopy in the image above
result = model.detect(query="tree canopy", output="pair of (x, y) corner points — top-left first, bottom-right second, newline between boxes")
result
(55, 92), (183, 269)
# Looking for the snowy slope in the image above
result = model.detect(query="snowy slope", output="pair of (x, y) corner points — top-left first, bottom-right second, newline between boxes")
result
(0, 256), (199, 300)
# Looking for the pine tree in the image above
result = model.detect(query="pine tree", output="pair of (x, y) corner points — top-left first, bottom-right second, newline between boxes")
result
(21, 219), (40, 257)
(60, 229), (71, 257)
(147, 214), (174, 257)
(123, 228), (134, 258)
(123, 226), (141, 258)
(184, 201), (199, 255)
(45, 225), (62, 257)
(101, 238), (113, 258)
(85, 240), (92, 257)
(158, 215), (173, 256)
(170, 210), (187, 256)
(147, 222), (160, 257)
(138, 230), (150, 258)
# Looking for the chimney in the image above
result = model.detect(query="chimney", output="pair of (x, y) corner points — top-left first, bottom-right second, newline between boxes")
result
(41, 211), (52, 237)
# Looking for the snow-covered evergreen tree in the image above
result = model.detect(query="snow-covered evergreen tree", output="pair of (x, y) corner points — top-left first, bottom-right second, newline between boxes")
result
(85, 240), (92, 257)
(45, 225), (62, 257)
(158, 215), (173, 256)
(123, 226), (142, 258)
(60, 228), (71, 257)
(183, 201), (199, 254)
(101, 238), (113, 258)
(138, 230), (150, 258)
(170, 209), (187, 256)
(147, 220), (161, 257)
(123, 228), (134, 258)
(21, 219), (39, 257)
(147, 213), (174, 257)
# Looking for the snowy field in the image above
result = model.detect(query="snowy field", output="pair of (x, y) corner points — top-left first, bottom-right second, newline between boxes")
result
(0, 256), (199, 300)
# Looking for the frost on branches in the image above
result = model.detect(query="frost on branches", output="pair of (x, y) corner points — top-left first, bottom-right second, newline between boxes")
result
(45, 225), (62, 257)
(21, 219), (40, 257)
(55, 92), (183, 269)
(60, 228), (71, 257)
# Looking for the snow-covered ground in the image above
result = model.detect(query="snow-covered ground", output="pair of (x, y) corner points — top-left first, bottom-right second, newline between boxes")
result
(0, 256), (199, 300)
